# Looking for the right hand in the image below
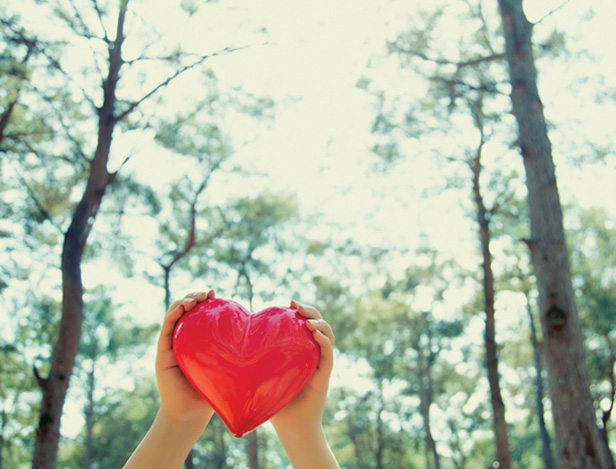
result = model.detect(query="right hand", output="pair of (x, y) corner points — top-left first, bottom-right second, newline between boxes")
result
(155, 290), (215, 424)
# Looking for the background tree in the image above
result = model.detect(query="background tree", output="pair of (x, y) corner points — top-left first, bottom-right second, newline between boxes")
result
(76, 289), (157, 469)
(496, 1), (615, 466)
(367, 2), (517, 464)
(1, 0), (614, 467)
(0, 0), (258, 465)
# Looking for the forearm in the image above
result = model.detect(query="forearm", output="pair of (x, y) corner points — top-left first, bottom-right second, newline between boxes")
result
(273, 423), (339, 469)
(123, 410), (211, 469)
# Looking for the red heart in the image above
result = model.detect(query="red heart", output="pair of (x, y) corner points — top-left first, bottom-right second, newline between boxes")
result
(172, 298), (320, 438)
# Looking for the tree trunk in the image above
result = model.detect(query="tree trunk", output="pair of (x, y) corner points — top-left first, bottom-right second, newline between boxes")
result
(471, 129), (511, 469)
(83, 360), (96, 469)
(526, 296), (555, 469)
(346, 411), (367, 469)
(247, 430), (259, 469)
(375, 383), (384, 469)
(496, 1), (616, 467)
(417, 356), (440, 469)
(343, 390), (370, 469)
(0, 407), (5, 469)
(212, 418), (227, 469)
(31, 1), (128, 467)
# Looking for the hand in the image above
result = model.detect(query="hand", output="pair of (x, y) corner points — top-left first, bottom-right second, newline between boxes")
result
(124, 290), (217, 469)
(156, 290), (216, 425)
(270, 300), (335, 435)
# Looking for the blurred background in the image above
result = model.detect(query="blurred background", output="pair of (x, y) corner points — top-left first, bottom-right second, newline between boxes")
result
(1, 0), (615, 467)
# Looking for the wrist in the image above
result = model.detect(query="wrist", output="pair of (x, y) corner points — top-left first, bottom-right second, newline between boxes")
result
(271, 419), (323, 440)
(273, 423), (338, 469)
(155, 407), (212, 438)
(123, 410), (212, 469)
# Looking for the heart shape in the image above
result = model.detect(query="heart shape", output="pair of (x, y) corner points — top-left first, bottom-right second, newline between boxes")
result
(172, 298), (320, 438)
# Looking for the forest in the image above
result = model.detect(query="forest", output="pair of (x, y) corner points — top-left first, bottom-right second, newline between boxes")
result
(1, 0), (615, 468)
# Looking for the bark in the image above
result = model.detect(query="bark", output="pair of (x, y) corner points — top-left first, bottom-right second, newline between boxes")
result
(417, 352), (440, 469)
(0, 407), (5, 469)
(83, 360), (96, 469)
(375, 383), (384, 469)
(343, 389), (370, 469)
(31, 1), (128, 467)
(247, 430), (259, 469)
(496, 1), (616, 467)
(212, 419), (227, 469)
(470, 120), (511, 469)
(346, 413), (364, 468)
(526, 297), (555, 469)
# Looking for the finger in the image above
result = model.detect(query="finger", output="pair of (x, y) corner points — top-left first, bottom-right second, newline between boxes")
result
(166, 299), (185, 317)
(165, 290), (214, 316)
(291, 300), (323, 320)
(159, 291), (213, 354)
(185, 290), (215, 302)
(306, 319), (335, 346)
(308, 326), (335, 388)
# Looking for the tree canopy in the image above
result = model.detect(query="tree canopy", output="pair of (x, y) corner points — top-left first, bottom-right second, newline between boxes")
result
(1, 0), (615, 468)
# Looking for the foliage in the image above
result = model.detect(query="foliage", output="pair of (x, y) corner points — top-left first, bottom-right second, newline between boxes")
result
(0, 0), (615, 466)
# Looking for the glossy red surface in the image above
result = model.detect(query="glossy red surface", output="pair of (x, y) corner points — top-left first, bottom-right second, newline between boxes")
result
(172, 298), (320, 438)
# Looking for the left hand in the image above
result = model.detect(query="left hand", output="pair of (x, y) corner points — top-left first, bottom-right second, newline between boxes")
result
(156, 290), (216, 426)
(269, 300), (335, 435)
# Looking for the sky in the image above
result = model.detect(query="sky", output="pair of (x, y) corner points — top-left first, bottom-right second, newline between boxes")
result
(5, 0), (616, 441)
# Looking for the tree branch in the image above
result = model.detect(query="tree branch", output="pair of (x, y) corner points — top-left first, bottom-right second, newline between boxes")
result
(532, 0), (572, 25)
(389, 43), (504, 69)
(90, 0), (110, 43)
(116, 45), (249, 122)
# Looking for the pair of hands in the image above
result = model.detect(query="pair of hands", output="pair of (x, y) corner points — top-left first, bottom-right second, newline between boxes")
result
(156, 290), (336, 437)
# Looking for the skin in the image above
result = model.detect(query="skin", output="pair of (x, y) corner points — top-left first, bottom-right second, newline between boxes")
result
(124, 290), (338, 469)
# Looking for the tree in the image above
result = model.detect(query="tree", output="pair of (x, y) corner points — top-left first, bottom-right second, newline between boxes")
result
(76, 290), (157, 469)
(467, 95), (515, 469)
(370, 3), (516, 464)
(495, 1), (615, 467)
(320, 245), (475, 468)
(8, 0), (246, 464)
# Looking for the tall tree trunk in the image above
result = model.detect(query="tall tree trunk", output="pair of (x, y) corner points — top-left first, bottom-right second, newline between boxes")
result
(83, 360), (96, 469)
(0, 407), (5, 469)
(496, 1), (615, 467)
(247, 430), (259, 469)
(212, 418), (227, 469)
(375, 382), (384, 469)
(525, 295), (555, 469)
(346, 411), (367, 469)
(417, 354), (440, 469)
(471, 125), (511, 469)
(342, 388), (370, 469)
(31, 1), (128, 467)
